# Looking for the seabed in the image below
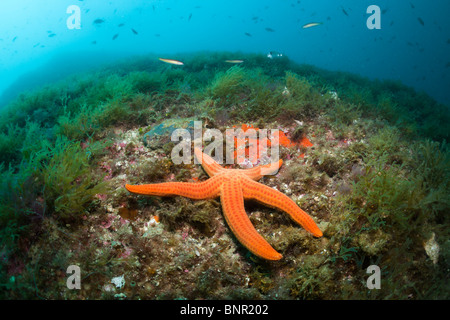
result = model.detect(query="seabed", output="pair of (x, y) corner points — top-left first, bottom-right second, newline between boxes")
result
(0, 52), (448, 299)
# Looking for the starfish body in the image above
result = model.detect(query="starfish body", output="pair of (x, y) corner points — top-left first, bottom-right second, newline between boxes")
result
(125, 148), (322, 260)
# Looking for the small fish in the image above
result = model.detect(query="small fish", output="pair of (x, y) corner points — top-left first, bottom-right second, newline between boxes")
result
(302, 22), (322, 29)
(158, 58), (184, 65)
(188, 13), (192, 21)
(446, 62), (450, 68)
(418, 17), (424, 26)
(118, 23), (125, 27)
(265, 27), (275, 32)
(33, 43), (40, 48)
(154, 34), (161, 37)
(342, 8), (349, 16)
(225, 60), (244, 64)
(91, 41), (97, 45)
(244, 32), (252, 37)
(447, 39), (450, 44)
(112, 34), (119, 40)
(410, 3), (415, 9)
(131, 28), (138, 35)
(48, 33), (56, 37)
(12, 36), (17, 42)
(93, 18), (105, 25)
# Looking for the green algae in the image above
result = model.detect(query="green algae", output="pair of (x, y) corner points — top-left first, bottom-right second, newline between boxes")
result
(37, 137), (108, 219)
(207, 65), (246, 101)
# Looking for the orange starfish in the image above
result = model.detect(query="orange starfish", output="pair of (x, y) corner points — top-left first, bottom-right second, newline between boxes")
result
(125, 148), (323, 260)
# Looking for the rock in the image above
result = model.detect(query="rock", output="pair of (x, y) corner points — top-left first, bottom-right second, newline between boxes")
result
(143, 118), (197, 147)
(356, 229), (391, 256)
(424, 232), (439, 264)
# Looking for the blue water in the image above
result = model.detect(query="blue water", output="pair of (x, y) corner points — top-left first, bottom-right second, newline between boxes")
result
(1, 0), (449, 106)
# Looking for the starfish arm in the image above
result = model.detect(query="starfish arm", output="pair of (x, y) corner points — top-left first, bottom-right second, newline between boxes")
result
(241, 159), (283, 180)
(194, 147), (282, 180)
(220, 177), (283, 260)
(194, 147), (227, 177)
(125, 175), (222, 199)
(241, 178), (323, 237)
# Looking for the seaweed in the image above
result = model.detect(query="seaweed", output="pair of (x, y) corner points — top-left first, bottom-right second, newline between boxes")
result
(127, 71), (167, 93)
(207, 65), (246, 103)
(37, 136), (108, 219)
(0, 124), (24, 165)
(0, 162), (35, 249)
(289, 256), (334, 299)
(329, 101), (361, 126)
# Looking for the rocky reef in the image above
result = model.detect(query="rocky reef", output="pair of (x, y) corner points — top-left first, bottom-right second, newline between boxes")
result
(0, 52), (448, 299)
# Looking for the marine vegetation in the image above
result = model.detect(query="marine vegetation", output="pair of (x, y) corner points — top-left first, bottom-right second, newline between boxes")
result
(0, 51), (448, 299)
